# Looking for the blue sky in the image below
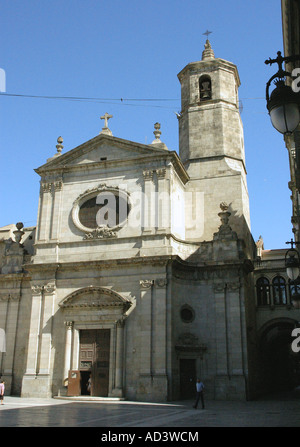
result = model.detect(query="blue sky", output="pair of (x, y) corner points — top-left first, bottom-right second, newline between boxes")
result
(0, 0), (291, 249)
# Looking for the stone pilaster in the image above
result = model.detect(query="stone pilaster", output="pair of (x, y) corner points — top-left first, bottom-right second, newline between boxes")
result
(139, 280), (153, 375)
(21, 281), (56, 398)
(111, 319), (124, 397)
(37, 182), (52, 241)
(143, 170), (155, 233)
(50, 178), (63, 240)
(156, 168), (169, 232)
(0, 291), (20, 393)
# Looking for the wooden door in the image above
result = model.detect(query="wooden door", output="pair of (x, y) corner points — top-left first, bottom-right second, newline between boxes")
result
(93, 329), (110, 397)
(79, 329), (94, 373)
(79, 329), (110, 397)
(67, 370), (81, 396)
(180, 359), (196, 399)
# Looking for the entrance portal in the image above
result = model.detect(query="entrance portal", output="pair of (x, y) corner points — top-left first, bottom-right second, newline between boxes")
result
(259, 321), (300, 394)
(79, 329), (110, 397)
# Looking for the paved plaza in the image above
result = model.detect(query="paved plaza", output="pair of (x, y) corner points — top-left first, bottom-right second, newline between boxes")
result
(0, 390), (299, 428)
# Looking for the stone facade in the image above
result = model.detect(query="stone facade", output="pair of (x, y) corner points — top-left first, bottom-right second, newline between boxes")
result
(0, 41), (259, 401)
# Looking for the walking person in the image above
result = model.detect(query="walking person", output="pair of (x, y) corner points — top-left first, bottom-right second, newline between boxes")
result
(87, 374), (92, 395)
(193, 378), (205, 409)
(0, 380), (5, 405)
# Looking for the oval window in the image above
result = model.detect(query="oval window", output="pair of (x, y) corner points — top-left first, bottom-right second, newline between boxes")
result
(180, 305), (195, 323)
(78, 192), (130, 229)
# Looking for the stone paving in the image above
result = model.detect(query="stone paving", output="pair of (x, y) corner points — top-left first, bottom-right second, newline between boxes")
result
(0, 390), (299, 428)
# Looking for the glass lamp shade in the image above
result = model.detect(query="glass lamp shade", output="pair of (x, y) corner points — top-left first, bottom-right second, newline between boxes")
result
(286, 250), (300, 281)
(292, 297), (300, 309)
(267, 82), (300, 135)
(287, 265), (300, 281)
(270, 103), (300, 135)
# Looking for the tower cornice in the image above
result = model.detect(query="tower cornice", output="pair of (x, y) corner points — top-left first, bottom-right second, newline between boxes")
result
(177, 57), (240, 87)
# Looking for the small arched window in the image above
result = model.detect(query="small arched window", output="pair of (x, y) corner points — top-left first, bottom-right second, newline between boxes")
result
(256, 277), (270, 306)
(272, 276), (287, 305)
(199, 75), (212, 101)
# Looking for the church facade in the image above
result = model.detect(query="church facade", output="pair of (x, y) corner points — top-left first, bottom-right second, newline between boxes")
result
(0, 41), (259, 401)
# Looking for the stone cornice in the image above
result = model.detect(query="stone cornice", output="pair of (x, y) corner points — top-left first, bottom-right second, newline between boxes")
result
(23, 255), (175, 273)
(177, 57), (240, 86)
(35, 134), (189, 185)
(23, 253), (253, 276)
(37, 152), (189, 186)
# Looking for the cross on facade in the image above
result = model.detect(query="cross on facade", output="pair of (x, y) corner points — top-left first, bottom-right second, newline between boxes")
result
(100, 112), (113, 128)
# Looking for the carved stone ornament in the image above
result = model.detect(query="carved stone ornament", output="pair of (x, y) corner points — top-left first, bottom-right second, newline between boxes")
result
(54, 180), (63, 191)
(139, 280), (154, 289)
(44, 282), (56, 294)
(83, 226), (117, 240)
(213, 282), (225, 293)
(31, 284), (43, 295)
(0, 292), (21, 301)
(143, 170), (154, 181)
(227, 282), (240, 292)
(59, 286), (132, 312)
(31, 283), (56, 295)
(175, 333), (207, 356)
(213, 202), (238, 241)
(65, 321), (74, 330)
(42, 182), (52, 194)
(156, 167), (166, 179)
(155, 278), (167, 288)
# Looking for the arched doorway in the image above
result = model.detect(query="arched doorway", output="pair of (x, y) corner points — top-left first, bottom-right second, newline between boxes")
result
(258, 319), (300, 395)
(59, 286), (134, 398)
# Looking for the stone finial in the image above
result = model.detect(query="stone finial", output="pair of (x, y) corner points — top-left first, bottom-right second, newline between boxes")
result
(150, 122), (168, 150)
(100, 113), (113, 136)
(13, 222), (24, 244)
(56, 136), (63, 155)
(256, 235), (264, 258)
(213, 202), (237, 241)
(220, 202), (229, 212)
(46, 136), (63, 162)
(202, 39), (215, 60)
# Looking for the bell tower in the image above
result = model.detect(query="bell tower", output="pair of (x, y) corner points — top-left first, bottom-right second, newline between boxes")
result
(178, 40), (251, 243)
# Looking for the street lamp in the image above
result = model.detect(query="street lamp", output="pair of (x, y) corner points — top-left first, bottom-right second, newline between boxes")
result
(265, 51), (300, 135)
(286, 239), (300, 308)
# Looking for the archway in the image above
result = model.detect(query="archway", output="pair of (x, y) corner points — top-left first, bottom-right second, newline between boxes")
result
(258, 319), (300, 395)
(59, 286), (135, 398)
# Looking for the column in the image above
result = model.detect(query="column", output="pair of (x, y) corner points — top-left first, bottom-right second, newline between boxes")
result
(71, 327), (80, 371)
(112, 319), (124, 397)
(63, 321), (73, 385)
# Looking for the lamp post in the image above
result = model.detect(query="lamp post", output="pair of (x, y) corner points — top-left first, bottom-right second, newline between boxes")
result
(265, 51), (300, 135)
(286, 238), (300, 309)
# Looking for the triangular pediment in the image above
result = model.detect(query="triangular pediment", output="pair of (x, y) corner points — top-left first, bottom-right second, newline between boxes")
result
(59, 286), (132, 310)
(36, 133), (169, 173)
